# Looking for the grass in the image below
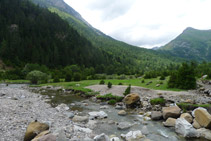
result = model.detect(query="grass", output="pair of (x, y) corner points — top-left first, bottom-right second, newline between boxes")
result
(177, 103), (211, 111)
(96, 93), (124, 102)
(31, 77), (184, 92)
(4, 79), (30, 84)
(150, 98), (166, 106)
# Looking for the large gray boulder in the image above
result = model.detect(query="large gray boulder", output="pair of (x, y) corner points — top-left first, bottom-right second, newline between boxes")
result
(197, 128), (211, 140)
(117, 122), (133, 130)
(175, 118), (199, 138)
(162, 106), (181, 119)
(151, 111), (163, 120)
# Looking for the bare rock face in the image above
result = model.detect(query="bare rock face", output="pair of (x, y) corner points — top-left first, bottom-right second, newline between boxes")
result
(180, 113), (193, 123)
(194, 108), (211, 129)
(163, 118), (176, 127)
(24, 121), (49, 141)
(162, 106), (181, 119)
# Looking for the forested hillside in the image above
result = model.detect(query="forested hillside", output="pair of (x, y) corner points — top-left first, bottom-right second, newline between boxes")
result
(160, 27), (211, 61)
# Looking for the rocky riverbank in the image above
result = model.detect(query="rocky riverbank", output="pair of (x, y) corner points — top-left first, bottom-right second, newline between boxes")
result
(1, 84), (211, 141)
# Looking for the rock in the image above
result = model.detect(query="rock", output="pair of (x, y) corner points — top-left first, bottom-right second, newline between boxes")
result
(156, 84), (160, 87)
(24, 121), (49, 141)
(144, 112), (151, 117)
(72, 115), (89, 122)
(192, 107), (207, 117)
(143, 117), (151, 121)
(180, 113), (193, 123)
(184, 99), (194, 104)
(87, 120), (98, 129)
(175, 118), (199, 138)
(74, 125), (92, 134)
(65, 112), (75, 118)
(141, 126), (149, 135)
(89, 111), (108, 120)
(94, 133), (109, 141)
(32, 130), (49, 141)
(197, 128), (211, 140)
(100, 105), (109, 109)
(192, 119), (201, 129)
(118, 110), (127, 116)
(110, 137), (120, 141)
(123, 93), (140, 105)
(162, 106), (181, 119)
(33, 134), (56, 141)
(163, 118), (176, 127)
(121, 130), (144, 140)
(194, 108), (211, 128)
(142, 101), (149, 107)
(117, 122), (132, 130)
(55, 103), (69, 112)
(151, 111), (163, 120)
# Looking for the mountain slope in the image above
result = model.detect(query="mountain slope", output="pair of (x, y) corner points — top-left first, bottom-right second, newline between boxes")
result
(160, 27), (211, 61)
(31, 0), (183, 72)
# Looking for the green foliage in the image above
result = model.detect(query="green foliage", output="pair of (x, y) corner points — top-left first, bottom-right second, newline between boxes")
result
(150, 98), (166, 106)
(177, 103), (211, 111)
(107, 82), (112, 88)
(96, 93), (123, 102)
(123, 84), (131, 96)
(108, 99), (117, 105)
(26, 70), (48, 84)
(65, 72), (72, 82)
(53, 75), (60, 83)
(141, 79), (145, 83)
(73, 72), (81, 81)
(160, 75), (165, 80)
(168, 63), (196, 90)
(99, 80), (105, 85)
(118, 82), (123, 85)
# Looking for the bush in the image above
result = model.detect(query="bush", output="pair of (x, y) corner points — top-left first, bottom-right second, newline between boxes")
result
(65, 72), (72, 82)
(99, 80), (105, 85)
(118, 82), (123, 85)
(150, 98), (166, 106)
(108, 99), (117, 105)
(26, 70), (48, 84)
(142, 79), (145, 83)
(123, 84), (131, 96)
(96, 93), (123, 102)
(108, 82), (112, 88)
(53, 75), (60, 83)
(73, 72), (81, 81)
(160, 75), (165, 80)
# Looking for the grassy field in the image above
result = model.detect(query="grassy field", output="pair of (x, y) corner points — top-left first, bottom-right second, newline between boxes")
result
(4, 79), (30, 84)
(33, 77), (183, 92)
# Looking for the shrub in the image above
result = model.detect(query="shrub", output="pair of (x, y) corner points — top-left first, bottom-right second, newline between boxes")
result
(108, 82), (112, 88)
(53, 75), (60, 83)
(108, 99), (117, 105)
(123, 84), (131, 96)
(26, 70), (48, 84)
(73, 72), (81, 81)
(96, 93), (123, 102)
(99, 80), (105, 85)
(160, 75), (165, 80)
(142, 79), (145, 83)
(118, 82), (123, 85)
(150, 98), (166, 106)
(65, 72), (72, 82)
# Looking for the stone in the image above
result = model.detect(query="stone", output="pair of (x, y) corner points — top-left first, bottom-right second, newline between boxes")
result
(32, 130), (49, 141)
(162, 106), (181, 119)
(144, 112), (151, 117)
(197, 128), (211, 140)
(151, 111), (163, 120)
(180, 113), (193, 123)
(72, 115), (89, 122)
(24, 121), (49, 141)
(163, 118), (176, 127)
(192, 107), (207, 117)
(123, 93), (140, 105)
(55, 103), (69, 112)
(87, 120), (98, 129)
(73, 125), (92, 134)
(94, 133), (109, 141)
(194, 108), (211, 128)
(110, 137), (120, 141)
(100, 105), (109, 109)
(118, 110), (127, 116)
(141, 126), (149, 135)
(121, 130), (144, 140)
(175, 118), (199, 138)
(34, 134), (56, 141)
(142, 101), (149, 107)
(156, 84), (160, 87)
(192, 119), (201, 129)
(117, 122), (132, 130)
(89, 111), (108, 120)
(65, 112), (75, 118)
(143, 117), (151, 121)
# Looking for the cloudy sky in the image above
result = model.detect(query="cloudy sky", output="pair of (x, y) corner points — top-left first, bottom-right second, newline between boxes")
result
(64, 0), (211, 48)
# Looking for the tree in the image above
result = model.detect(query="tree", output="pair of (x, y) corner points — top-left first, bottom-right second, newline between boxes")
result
(73, 72), (81, 81)
(107, 82), (112, 88)
(26, 70), (48, 84)
(65, 72), (72, 82)
(123, 84), (131, 96)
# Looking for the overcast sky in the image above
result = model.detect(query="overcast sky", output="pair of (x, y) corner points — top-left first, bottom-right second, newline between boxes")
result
(64, 0), (211, 48)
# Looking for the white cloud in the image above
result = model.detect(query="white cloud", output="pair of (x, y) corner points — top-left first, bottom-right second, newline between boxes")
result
(64, 0), (211, 48)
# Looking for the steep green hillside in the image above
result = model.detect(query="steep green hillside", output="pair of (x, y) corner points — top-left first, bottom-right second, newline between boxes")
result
(31, 0), (183, 72)
(160, 27), (211, 61)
